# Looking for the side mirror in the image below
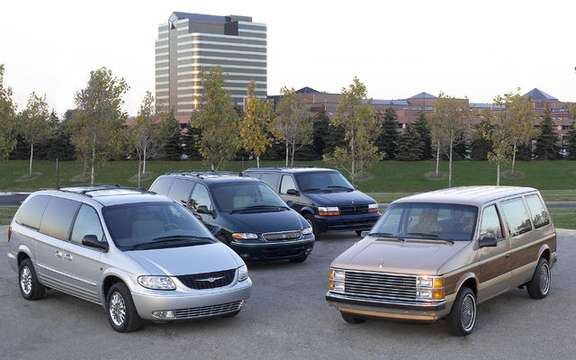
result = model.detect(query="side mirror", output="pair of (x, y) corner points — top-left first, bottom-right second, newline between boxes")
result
(82, 235), (109, 251)
(360, 230), (370, 238)
(286, 189), (300, 196)
(478, 234), (498, 248)
(196, 205), (213, 215)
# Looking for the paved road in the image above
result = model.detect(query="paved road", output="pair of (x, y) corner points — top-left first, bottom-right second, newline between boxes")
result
(1, 227), (575, 360)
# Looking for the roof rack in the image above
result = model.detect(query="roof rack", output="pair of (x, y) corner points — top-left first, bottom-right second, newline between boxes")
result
(244, 166), (317, 171)
(58, 185), (152, 198)
(165, 170), (242, 178)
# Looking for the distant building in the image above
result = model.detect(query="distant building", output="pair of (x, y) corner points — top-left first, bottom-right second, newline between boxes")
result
(155, 11), (267, 123)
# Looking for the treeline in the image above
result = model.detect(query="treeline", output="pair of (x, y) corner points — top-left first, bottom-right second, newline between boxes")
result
(1, 64), (576, 186)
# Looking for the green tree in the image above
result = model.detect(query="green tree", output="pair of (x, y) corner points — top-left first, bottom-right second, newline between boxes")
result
(376, 107), (400, 159)
(414, 112), (432, 160)
(483, 110), (513, 185)
(534, 112), (560, 160)
(182, 122), (202, 160)
(192, 68), (239, 170)
(567, 105), (576, 160)
(0, 65), (18, 160)
(431, 93), (468, 187)
(311, 112), (330, 160)
(470, 119), (493, 160)
(47, 111), (75, 161)
(71, 67), (129, 184)
(131, 91), (156, 186)
(158, 111), (182, 161)
(328, 77), (380, 180)
(18, 92), (53, 177)
(239, 81), (272, 167)
(271, 87), (313, 166)
(396, 124), (423, 161)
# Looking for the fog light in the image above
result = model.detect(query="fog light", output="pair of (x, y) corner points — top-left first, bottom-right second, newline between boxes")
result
(152, 310), (175, 319)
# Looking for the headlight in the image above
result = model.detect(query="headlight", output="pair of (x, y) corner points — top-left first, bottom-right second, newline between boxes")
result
(238, 265), (249, 282)
(416, 276), (444, 300)
(232, 232), (259, 240)
(329, 269), (345, 292)
(302, 227), (313, 235)
(318, 207), (340, 216)
(368, 203), (379, 213)
(137, 276), (176, 290)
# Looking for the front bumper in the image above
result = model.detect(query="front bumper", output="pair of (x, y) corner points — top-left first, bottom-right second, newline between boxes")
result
(131, 278), (252, 321)
(326, 292), (450, 321)
(229, 238), (314, 261)
(315, 213), (379, 233)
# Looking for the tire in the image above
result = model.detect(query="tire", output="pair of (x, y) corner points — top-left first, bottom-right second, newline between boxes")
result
(447, 287), (477, 336)
(222, 310), (241, 318)
(341, 311), (366, 324)
(106, 282), (143, 333)
(304, 213), (320, 239)
(18, 259), (46, 300)
(527, 257), (551, 299)
(289, 255), (308, 264)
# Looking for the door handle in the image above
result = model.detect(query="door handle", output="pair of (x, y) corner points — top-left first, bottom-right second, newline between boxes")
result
(55, 250), (63, 258)
(63, 253), (73, 261)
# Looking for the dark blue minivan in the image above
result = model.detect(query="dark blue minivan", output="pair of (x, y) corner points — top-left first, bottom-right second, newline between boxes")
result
(243, 168), (380, 238)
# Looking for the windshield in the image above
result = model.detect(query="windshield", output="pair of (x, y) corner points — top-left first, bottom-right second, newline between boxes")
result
(102, 202), (215, 250)
(211, 182), (288, 213)
(295, 171), (354, 192)
(371, 203), (478, 241)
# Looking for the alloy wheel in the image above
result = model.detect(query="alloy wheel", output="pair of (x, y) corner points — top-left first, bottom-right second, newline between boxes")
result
(539, 262), (551, 295)
(20, 266), (33, 296)
(109, 291), (127, 327)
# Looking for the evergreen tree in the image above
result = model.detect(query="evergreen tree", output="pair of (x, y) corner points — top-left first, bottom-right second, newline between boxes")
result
(565, 123), (576, 160)
(182, 122), (202, 160)
(397, 125), (423, 161)
(46, 111), (75, 161)
(470, 120), (492, 160)
(413, 112), (432, 160)
(376, 107), (400, 160)
(534, 113), (560, 160)
(516, 143), (532, 161)
(453, 131), (469, 160)
(158, 111), (182, 161)
(311, 112), (330, 159)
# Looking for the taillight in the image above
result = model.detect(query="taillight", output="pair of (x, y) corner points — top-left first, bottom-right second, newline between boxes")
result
(7, 225), (12, 242)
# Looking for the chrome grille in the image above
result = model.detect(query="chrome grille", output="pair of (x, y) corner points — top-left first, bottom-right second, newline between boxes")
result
(262, 230), (301, 241)
(344, 271), (417, 301)
(172, 301), (243, 320)
(177, 269), (235, 290)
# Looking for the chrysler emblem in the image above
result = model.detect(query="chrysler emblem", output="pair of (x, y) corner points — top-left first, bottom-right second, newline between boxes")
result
(198, 276), (224, 283)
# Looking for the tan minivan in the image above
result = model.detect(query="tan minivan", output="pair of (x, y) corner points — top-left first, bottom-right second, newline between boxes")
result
(326, 186), (557, 335)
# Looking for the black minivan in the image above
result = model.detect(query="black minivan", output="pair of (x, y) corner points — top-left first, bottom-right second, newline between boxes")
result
(149, 172), (315, 263)
(243, 168), (380, 238)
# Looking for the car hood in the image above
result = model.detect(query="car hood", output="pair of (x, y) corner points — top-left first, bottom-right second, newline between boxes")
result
(304, 190), (375, 206)
(332, 236), (473, 275)
(124, 243), (243, 276)
(220, 209), (306, 233)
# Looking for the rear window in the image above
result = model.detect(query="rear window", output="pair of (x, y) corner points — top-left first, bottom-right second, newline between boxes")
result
(259, 173), (281, 191)
(40, 197), (81, 240)
(500, 197), (533, 236)
(15, 195), (50, 229)
(150, 177), (174, 195)
(167, 179), (195, 204)
(525, 194), (550, 229)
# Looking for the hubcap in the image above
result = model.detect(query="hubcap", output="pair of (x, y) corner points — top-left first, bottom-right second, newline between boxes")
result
(539, 263), (551, 295)
(109, 291), (127, 327)
(20, 266), (33, 295)
(461, 293), (477, 332)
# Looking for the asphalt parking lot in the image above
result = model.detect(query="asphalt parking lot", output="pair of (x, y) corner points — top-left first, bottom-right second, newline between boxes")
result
(1, 227), (575, 360)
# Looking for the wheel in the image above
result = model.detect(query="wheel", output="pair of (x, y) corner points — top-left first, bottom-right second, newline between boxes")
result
(447, 287), (477, 336)
(304, 213), (320, 239)
(18, 259), (46, 300)
(341, 311), (366, 324)
(527, 257), (551, 299)
(289, 255), (308, 263)
(222, 310), (241, 318)
(106, 282), (143, 333)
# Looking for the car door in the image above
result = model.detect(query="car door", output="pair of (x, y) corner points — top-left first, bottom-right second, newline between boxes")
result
(474, 203), (511, 302)
(36, 197), (81, 291)
(279, 174), (301, 210)
(188, 183), (217, 230)
(56, 204), (107, 304)
(167, 178), (195, 206)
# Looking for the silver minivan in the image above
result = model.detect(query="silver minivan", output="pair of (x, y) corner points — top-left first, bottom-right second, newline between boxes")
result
(6, 186), (252, 332)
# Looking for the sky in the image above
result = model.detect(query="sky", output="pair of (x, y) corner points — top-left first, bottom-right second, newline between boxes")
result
(1, 0), (575, 116)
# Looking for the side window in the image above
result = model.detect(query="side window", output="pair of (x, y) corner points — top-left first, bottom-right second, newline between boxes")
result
(70, 205), (105, 244)
(39, 197), (81, 240)
(15, 195), (50, 229)
(280, 175), (297, 194)
(150, 177), (173, 195)
(260, 173), (281, 191)
(167, 179), (195, 204)
(500, 197), (533, 237)
(479, 205), (503, 240)
(525, 194), (550, 229)
(190, 184), (213, 210)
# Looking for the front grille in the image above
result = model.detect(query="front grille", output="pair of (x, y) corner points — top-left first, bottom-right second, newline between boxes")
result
(262, 230), (302, 241)
(177, 269), (236, 290)
(339, 205), (370, 215)
(173, 301), (243, 319)
(344, 271), (417, 301)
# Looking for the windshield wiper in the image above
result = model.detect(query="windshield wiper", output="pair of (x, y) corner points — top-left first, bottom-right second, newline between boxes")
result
(325, 185), (354, 192)
(302, 187), (325, 193)
(230, 205), (288, 214)
(405, 233), (454, 244)
(127, 235), (213, 250)
(368, 232), (397, 238)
